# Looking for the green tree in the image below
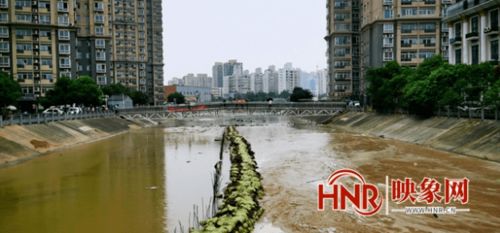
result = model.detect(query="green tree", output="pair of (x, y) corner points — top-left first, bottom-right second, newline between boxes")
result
(69, 76), (103, 106)
(0, 72), (22, 108)
(44, 76), (102, 107)
(366, 61), (402, 112)
(290, 87), (313, 102)
(101, 83), (130, 96)
(129, 90), (149, 105)
(279, 90), (291, 99)
(167, 92), (185, 104)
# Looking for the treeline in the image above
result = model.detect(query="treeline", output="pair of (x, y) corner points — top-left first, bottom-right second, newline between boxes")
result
(367, 56), (500, 116)
(0, 73), (150, 109)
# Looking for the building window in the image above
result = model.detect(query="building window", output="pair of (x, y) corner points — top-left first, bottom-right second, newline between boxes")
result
(334, 36), (350, 45)
(0, 56), (9, 67)
(0, 0), (8, 8)
(41, 58), (52, 67)
(0, 13), (7, 22)
(40, 44), (51, 52)
(471, 16), (479, 33)
(419, 50), (435, 59)
(96, 64), (106, 73)
(42, 73), (53, 80)
(384, 7), (393, 19)
(383, 49), (394, 61)
(40, 30), (50, 38)
(454, 23), (461, 38)
(401, 7), (417, 16)
(401, 51), (417, 61)
(383, 23), (394, 33)
(58, 15), (69, 26)
(491, 40), (499, 61)
(59, 44), (70, 54)
(0, 41), (8, 52)
(58, 30), (70, 40)
(490, 9), (499, 28)
(0, 26), (8, 37)
(95, 39), (105, 48)
(59, 57), (71, 68)
(471, 44), (479, 64)
(455, 49), (462, 64)
(402, 23), (417, 33)
(96, 51), (106, 61)
(17, 58), (33, 67)
(95, 26), (104, 35)
(94, 14), (104, 23)
(419, 7), (435, 15)
(16, 14), (31, 23)
(38, 14), (50, 24)
(95, 2), (104, 11)
(420, 36), (436, 46)
(16, 43), (32, 53)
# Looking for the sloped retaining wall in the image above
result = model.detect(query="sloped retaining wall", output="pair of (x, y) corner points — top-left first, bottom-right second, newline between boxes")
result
(192, 126), (264, 233)
(0, 118), (139, 167)
(329, 112), (500, 162)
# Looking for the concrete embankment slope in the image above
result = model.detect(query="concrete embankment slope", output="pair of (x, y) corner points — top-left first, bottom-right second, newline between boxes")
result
(0, 118), (139, 166)
(329, 112), (500, 162)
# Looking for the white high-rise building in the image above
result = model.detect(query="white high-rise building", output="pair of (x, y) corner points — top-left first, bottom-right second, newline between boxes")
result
(278, 63), (300, 93)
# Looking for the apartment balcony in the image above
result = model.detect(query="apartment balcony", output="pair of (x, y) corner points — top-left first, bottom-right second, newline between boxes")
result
(57, 2), (68, 12)
(401, 0), (412, 5)
(466, 31), (479, 40)
(484, 26), (499, 35)
(383, 0), (393, 5)
(383, 42), (394, 48)
(450, 37), (462, 45)
(424, 0), (436, 4)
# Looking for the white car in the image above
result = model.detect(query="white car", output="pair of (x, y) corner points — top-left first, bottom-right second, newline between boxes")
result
(67, 107), (82, 115)
(42, 108), (64, 115)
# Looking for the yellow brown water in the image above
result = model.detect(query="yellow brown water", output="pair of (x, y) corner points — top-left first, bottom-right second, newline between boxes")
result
(1, 121), (499, 233)
(0, 128), (166, 233)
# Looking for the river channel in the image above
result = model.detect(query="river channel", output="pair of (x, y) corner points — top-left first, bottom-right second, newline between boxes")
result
(0, 117), (499, 233)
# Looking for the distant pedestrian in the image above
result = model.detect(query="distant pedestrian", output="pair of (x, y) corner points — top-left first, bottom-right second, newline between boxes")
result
(267, 98), (273, 109)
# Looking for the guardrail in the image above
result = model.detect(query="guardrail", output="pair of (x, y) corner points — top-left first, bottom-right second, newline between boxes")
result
(0, 111), (116, 127)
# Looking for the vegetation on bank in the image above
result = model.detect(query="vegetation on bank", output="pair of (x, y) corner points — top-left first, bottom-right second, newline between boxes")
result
(0, 72), (150, 113)
(367, 56), (500, 116)
(192, 126), (264, 233)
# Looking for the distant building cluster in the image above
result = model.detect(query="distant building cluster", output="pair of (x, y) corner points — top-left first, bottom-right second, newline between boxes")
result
(326, 0), (499, 100)
(0, 0), (164, 104)
(166, 60), (328, 102)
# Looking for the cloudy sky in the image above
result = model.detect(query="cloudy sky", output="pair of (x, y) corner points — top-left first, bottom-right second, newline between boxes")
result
(162, 0), (327, 83)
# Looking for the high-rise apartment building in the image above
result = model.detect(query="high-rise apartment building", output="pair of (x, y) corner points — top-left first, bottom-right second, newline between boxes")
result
(75, 0), (112, 86)
(325, 0), (361, 100)
(0, 0), (164, 104)
(327, 0), (449, 100)
(212, 62), (224, 88)
(0, 0), (78, 100)
(445, 0), (499, 65)
(277, 63), (300, 93)
(109, 0), (164, 104)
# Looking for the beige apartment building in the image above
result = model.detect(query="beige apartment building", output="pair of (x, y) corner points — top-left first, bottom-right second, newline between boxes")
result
(0, 0), (164, 104)
(325, 0), (361, 99)
(327, 0), (454, 100)
(0, 0), (78, 100)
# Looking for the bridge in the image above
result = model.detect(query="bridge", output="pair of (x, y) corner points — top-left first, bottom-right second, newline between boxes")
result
(118, 102), (347, 121)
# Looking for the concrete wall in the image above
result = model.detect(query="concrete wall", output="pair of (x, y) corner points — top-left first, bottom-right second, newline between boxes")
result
(330, 112), (500, 162)
(0, 118), (138, 167)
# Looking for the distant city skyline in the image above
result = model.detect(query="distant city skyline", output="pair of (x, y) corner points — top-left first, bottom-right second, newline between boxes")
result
(162, 0), (327, 84)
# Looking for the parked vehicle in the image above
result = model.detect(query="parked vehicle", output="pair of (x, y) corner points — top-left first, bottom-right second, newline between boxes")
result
(42, 108), (64, 115)
(67, 107), (83, 115)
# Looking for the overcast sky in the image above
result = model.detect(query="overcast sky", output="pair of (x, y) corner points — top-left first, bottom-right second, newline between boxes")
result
(162, 0), (327, 83)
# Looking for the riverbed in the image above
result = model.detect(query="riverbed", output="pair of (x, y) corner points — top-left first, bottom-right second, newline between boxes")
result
(0, 119), (498, 233)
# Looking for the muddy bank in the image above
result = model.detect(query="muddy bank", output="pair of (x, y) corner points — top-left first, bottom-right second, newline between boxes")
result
(328, 112), (500, 162)
(0, 117), (142, 167)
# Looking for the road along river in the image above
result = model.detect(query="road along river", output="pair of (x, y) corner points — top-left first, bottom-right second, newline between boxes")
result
(0, 117), (498, 233)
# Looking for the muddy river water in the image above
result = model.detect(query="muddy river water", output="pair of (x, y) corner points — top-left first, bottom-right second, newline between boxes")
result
(0, 118), (499, 233)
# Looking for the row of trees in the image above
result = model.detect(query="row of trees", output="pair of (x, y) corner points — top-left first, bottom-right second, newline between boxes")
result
(0, 73), (151, 110)
(227, 87), (313, 102)
(367, 56), (500, 116)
